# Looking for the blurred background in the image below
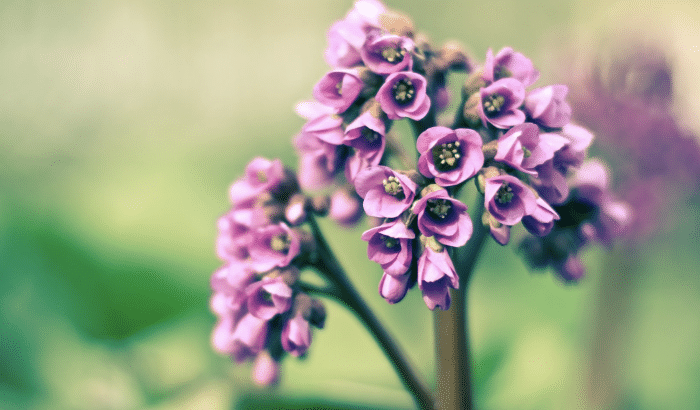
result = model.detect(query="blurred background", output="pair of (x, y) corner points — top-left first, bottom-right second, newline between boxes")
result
(1, 0), (699, 409)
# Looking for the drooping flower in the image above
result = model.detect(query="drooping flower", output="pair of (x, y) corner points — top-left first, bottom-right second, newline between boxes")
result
(230, 313), (269, 362)
(478, 78), (526, 129)
(521, 197), (560, 237)
(413, 186), (472, 247)
(313, 69), (366, 113)
(494, 123), (568, 175)
(484, 175), (538, 226)
(417, 244), (459, 311)
(378, 271), (411, 304)
(246, 277), (294, 320)
(343, 103), (387, 182)
(281, 311), (312, 357)
(376, 71), (431, 120)
(483, 47), (539, 87)
(229, 157), (286, 207)
(354, 165), (417, 218)
(525, 85), (572, 129)
(416, 126), (484, 186)
(361, 219), (415, 276)
(252, 351), (280, 387)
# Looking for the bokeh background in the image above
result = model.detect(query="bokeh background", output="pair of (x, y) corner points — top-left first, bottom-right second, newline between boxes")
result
(2, 0), (699, 409)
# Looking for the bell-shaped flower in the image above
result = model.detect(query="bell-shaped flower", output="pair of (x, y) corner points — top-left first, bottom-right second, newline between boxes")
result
(376, 71), (431, 120)
(478, 78), (526, 129)
(483, 47), (539, 87)
(413, 187), (473, 247)
(495, 123), (568, 175)
(230, 313), (269, 362)
(328, 187), (364, 227)
(484, 175), (538, 226)
(417, 126), (484, 186)
(313, 69), (365, 113)
(525, 85), (572, 129)
(361, 219), (415, 276)
(417, 245), (459, 311)
(354, 165), (417, 218)
(229, 157), (285, 207)
(294, 131), (341, 191)
(360, 32), (414, 74)
(246, 277), (293, 320)
(343, 106), (387, 182)
(281, 311), (312, 357)
(252, 351), (279, 387)
(522, 197), (560, 237)
(248, 223), (301, 273)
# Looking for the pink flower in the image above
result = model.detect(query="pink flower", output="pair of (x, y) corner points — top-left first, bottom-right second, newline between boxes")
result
(525, 85), (572, 129)
(343, 107), (386, 182)
(483, 47), (539, 87)
(521, 197), (560, 236)
(417, 247), (459, 311)
(378, 271), (411, 304)
(294, 132), (340, 191)
(248, 223), (301, 273)
(354, 166), (417, 218)
(360, 32), (414, 74)
(229, 157), (285, 207)
(417, 126), (484, 186)
(281, 312), (312, 357)
(313, 69), (365, 113)
(252, 351), (279, 387)
(495, 123), (567, 175)
(478, 78), (526, 129)
(246, 277), (293, 320)
(484, 175), (538, 226)
(361, 219), (415, 276)
(329, 187), (364, 227)
(413, 188), (473, 247)
(230, 313), (269, 362)
(376, 72), (431, 120)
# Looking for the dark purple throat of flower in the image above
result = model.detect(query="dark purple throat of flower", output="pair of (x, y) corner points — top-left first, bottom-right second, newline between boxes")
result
(362, 127), (381, 142)
(392, 78), (415, 105)
(381, 46), (406, 63)
(483, 93), (505, 116)
(383, 176), (405, 199)
(427, 198), (452, 219)
(494, 65), (512, 81)
(431, 141), (462, 171)
(495, 182), (514, 204)
(381, 234), (400, 250)
(270, 234), (291, 252)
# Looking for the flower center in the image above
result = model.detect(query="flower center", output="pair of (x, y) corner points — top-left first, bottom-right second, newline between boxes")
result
(382, 176), (405, 199)
(432, 141), (462, 171)
(392, 78), (415, 105)
(381, 46), (406, 63)
(270, 234), (291, 252)
(483, 93), (505, 115)
(522, 146), (531, 158)
(335, 81), (343, 95)
(257, 171), (268, 183)
(381, 235), (399, 249)
(427, 198), (452, 219)
(362, 127), (381, 142)
(495, 182), (514, 204)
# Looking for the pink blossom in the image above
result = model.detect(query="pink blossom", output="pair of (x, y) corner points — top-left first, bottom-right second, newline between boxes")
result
(378, 271), (411, 304)
(313, 69), (364, 113)
(483, 47), (539, 87)
(246, 277), (293, 320)
(354, 166), (417, 218)
(413, 188), (473, 247)
(417, 126), (484, 186)
(361, 219), (415, 276)
(229, 157), (285, 207)
(360, 32), (414, 74)
(484, 175), (538, 226)
(478, 78), (526, 129)
(248, 223), (301, 273)
(417, 247), (459, 311)
(252, 351), (279, 387)
(525, 85), (572, 129)
(281, 312), (312, 357)
(376, 71), (431, 120)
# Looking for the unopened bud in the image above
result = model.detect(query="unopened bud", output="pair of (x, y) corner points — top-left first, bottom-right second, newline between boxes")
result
(462, 69), (486, 98)
(285, 194), (308, 225)
(419, 183), (444, 198)
(462, 92), (482, 128)
(438, 41), (470, 71)
(482, 140), (498, 160)
(308, 299), (326, 329)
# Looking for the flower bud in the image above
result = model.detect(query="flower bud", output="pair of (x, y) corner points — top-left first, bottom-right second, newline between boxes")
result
(285, 194), (308, 226)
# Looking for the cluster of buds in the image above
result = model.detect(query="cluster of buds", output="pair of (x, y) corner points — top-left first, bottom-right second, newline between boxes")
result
(210, 158), (326, 386)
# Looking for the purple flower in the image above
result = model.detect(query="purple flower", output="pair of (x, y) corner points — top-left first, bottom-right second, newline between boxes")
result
(252, 351), (279, 387)
(483, 47), (539, 87)
(210, 262), (256, 310)
(495, 123), (567, 175)
(484, 175), (538, 226)
(343, 106), (386, 182)
(556, 255), (585, 283)
(360, 32), (414, 74)
(489, 223), (511, 246)
(229, 157), (285, 207)
(378, 272), (411, 304)
(478, 78), (526, 129)
(522, 197), (560, 236)
(416, 126), (484, 186)
(215, 209), (255, 263)
(328, 187), (364, 227)
(525, 85), (572, 129)
(281, 312), (312, 357)
(361, 219), (415, 276)
(325, 20), (365, 68)
(417, 247), (459, 311)
(294, 132), (340, 190)
(376, 71), (431, 120)
(354, 166), (417, 218)
(230, 313), (269, 362)
(302, 113), (345, 145)
(246, 277), (293, 320)
(313, 69), (364, 113)
(248, 223), (301, 273)
(413, 188), (472, 247)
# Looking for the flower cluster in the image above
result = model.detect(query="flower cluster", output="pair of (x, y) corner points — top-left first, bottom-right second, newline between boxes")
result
(210, 158), (326, 385)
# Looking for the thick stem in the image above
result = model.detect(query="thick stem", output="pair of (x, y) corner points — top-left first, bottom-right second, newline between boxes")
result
(308, 216), (436, 410)
(433, 199), (488, 410)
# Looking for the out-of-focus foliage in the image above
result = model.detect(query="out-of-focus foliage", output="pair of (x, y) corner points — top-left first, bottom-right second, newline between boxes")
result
(1, 1), (699, 409)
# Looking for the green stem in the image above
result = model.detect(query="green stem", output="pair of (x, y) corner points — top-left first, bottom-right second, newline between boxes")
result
(308, 216), (436, 410)
(433, 199), (488, 410)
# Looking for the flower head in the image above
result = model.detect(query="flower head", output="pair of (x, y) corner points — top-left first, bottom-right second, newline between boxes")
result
(478, 78), (526, 129)
(413, 187), (473, 247)
(361, 32), (414, 74)
(525, 85), (572, 129)
(483, 47), (539, 87)
(361, 219), (415, 276)
(376, 71), (431, 120)
(417, 245), (459, 311)
(416, 126), (484, 186)
(484, 175), (538, 226)
(354, 166), (418, 218)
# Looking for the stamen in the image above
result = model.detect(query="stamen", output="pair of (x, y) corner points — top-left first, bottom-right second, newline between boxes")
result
(362, 127), (380, 142)
(483, 94), (505, 115)
(257, 171), (268, 183)
(336, 81), (343, 95)
(495, 182), (514, 204)
(270, 234), (291, 252)
(392, 78), (415, 104)
(431, 141), (462, 171)
(427, 198), (452, 219)
(381, 46), (406, 63)
(382, 176), (404, 198)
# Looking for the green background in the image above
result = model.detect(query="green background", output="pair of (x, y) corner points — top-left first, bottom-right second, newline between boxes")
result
(1, 1), (699, 409)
